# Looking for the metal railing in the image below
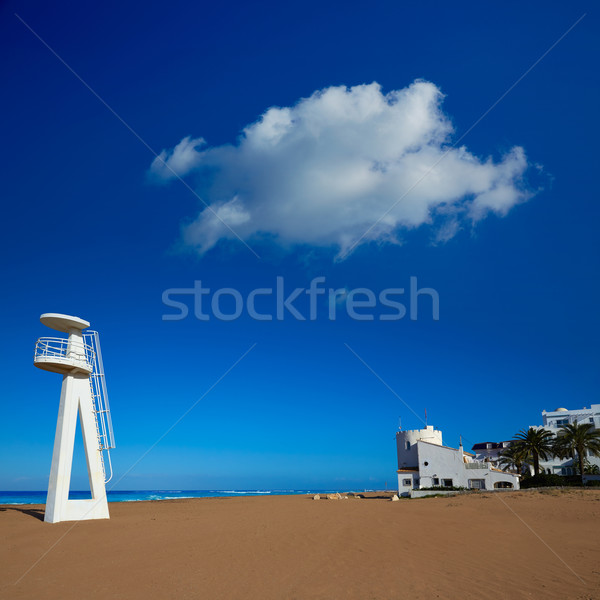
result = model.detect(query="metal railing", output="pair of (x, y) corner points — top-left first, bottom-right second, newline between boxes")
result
(34, 332), (115, 484)
(84, 331), (115, 483)
(34, 337), (95, 371)
(465, 462), (490, 469)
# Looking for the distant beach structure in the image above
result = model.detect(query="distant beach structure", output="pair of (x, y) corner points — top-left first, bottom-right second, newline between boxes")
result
(534, 405), (600, 477)
(34, 313), (115, 523)
(395, 425), (520, 496)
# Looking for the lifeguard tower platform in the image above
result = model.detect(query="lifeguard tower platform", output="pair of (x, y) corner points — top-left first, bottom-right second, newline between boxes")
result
(34, 313), (115, 523)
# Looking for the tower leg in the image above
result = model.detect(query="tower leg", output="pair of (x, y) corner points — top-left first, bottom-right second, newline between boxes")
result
(44, 374), (109, 523)
(45, 374), (77, 523)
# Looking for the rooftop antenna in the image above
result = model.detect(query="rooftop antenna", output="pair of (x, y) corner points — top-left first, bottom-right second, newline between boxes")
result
(34, 313), (115, 523)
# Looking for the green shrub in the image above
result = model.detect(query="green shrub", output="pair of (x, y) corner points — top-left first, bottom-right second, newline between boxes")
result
(520, 473), (567, 488)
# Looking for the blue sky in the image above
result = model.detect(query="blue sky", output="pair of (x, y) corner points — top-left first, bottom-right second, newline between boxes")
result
(1, 1), (598, 491)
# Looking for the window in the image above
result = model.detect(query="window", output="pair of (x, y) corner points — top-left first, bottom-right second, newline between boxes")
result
(403, 479), (412, 486)
(486, 443), (492, 449)
(557, 419), (568, 426)
(494, 481), (513, 489)
(405, 441), (411, 450)
(432, 478), (440, 486)
(442, 479), (453, 488)
(469, 479), (485, 489)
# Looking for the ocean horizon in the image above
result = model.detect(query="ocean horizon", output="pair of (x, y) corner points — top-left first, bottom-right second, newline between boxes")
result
(0, 489), (367, 505)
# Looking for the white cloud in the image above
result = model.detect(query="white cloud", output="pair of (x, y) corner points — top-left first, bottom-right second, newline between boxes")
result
(150, 136), (206, 180)
(150, 80), (531, 257)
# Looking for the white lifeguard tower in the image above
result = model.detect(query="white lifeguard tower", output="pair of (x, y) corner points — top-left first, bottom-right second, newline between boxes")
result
(34, 313), (115, 523)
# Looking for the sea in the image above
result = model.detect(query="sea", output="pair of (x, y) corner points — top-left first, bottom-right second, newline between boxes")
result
(0, 490), (345, 505)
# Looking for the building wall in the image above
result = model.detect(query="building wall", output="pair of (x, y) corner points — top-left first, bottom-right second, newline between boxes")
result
(417, 441), (467, 488)
(396, 426), (442, 470)
(396, 438), (520, 492)
(397, 472), (417, 497)
(471, 442), (511, 463)
(537, 404), (600, 474)
(542, 405), (600, 430)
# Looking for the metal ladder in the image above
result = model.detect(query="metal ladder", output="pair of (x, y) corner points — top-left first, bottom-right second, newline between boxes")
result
(84, 331), (116, 484)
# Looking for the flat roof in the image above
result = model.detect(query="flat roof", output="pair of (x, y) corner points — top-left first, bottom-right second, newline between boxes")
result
(40, 313), (90, 332)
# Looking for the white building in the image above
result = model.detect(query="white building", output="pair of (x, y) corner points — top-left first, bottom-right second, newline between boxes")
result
(536, 405), (600, 476)
(471, 440), (512, 464)
(396, 426), (519, 497)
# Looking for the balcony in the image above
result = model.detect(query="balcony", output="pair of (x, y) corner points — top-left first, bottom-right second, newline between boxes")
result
(34, 337), (95, 375)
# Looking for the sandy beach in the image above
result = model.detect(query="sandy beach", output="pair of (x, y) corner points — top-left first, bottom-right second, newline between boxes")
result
(1, 489), (599, 600)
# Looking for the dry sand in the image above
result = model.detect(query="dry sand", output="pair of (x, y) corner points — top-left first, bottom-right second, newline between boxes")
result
(1, 489), (599, 600)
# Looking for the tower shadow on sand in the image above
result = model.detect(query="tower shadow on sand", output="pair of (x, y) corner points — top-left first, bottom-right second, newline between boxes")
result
(0, 506), (45, 521)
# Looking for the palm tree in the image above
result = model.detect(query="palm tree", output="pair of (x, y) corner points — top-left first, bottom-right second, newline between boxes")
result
(512, 428), (554, 477)
(586, 463), (600, 475)
(497, 444), (530, 475)
(553, 423), (600, 484)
